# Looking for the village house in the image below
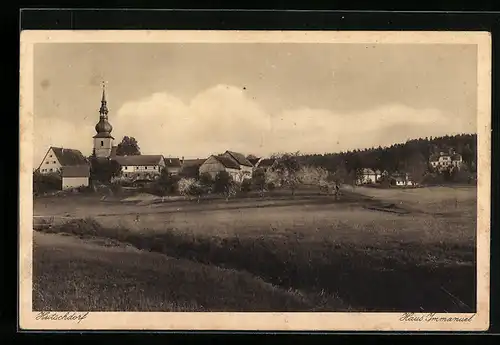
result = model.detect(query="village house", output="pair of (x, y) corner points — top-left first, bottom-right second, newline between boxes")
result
(163, 157), (182, 175)
(429, 151), (463, 171)
(37, 146), (89, 175)
(358, 168), (382, 185)
(221, 151), (254, 178)
(199, 155), (241, 181)
(61, 165), (91, 190)
(111, 155), (165, 181)
(199, 151), (254, 183)
(390, 172), (416, 187)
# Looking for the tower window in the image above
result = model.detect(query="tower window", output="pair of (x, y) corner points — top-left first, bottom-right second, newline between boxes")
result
(101, 141), (104, 147)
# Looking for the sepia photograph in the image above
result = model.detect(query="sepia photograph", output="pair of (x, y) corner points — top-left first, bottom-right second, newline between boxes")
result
(19, 30), (491, 331)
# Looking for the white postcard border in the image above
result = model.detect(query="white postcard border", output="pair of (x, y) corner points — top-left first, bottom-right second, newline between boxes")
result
(19, 30), (491, 331)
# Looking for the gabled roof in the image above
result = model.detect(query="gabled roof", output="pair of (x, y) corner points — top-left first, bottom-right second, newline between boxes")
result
(224, 151), (253, 167)
(213, 155), (241, 169)
(50, 147), (88, 166)
(164, 157), (182, 167)
(362, 168), (376, 175)
(61, 165), (90, 178)
(256, 158), (276, 169)
(248, 157), (261, 166)
(112, 155), (164, 166)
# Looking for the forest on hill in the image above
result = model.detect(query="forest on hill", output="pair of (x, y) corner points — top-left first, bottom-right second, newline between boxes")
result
(298, 133), (477, 176)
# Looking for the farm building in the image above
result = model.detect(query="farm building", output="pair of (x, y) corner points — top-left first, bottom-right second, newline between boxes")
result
(221, 151), (254, 178)
(37, 147), (88, 174)
(61, 165), (90, 190)
(112, 155), (165, 181)
(199, 155), (250, 182)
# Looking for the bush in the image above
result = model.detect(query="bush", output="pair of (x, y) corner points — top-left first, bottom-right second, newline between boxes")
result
(33, 171), (61, 194)
(266, 182), (276, 191)
(240, 178), (252, 192)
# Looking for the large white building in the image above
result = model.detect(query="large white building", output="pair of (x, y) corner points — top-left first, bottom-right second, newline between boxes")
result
(429, 151), (463, 171)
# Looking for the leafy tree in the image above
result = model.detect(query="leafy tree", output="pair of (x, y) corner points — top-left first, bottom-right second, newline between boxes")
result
(240, 178), (252, 193)
(115, 136), (141, 156)
(89, 157), (121, 183)
(178, 177), (204, 202)
(271, 152), (302, 196)
(153, 170), (181, 195)
(33, 171), (61, 194)
(405, 151), (428, 184)
(199, 172), (214, 194)
(214, 171), (237, 201)
(252, 167), (267, 196)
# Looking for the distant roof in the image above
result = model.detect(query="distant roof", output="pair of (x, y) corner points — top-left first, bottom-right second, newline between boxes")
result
(225, 151), (253, 167)
(112, 155), (164, 166)
(256, 158), (276, 168)
(61, 165), (90, 178)
(164, 157), (182, 167)
(248, 157), (261, 166)
(182, 158), (207, 168)
(362, 168), (376, 175)
(50, 147), (88, 167)
(214, 155), (241, 169)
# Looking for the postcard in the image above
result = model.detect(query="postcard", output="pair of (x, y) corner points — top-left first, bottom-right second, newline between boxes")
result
(19, 30), (491, 331)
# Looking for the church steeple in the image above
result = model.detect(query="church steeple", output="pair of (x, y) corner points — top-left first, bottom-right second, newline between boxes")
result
(94, 82), (113, 138)
(93, 82), (115, 159)
(99, 84), (109, 117)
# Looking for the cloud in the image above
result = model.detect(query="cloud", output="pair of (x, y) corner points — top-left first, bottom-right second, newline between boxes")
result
(33, 84), (474, 166)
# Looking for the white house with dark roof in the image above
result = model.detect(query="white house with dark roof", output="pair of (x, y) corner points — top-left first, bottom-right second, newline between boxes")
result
(37, 146), (89, 174)
(61, 165), (90, 190)
(358, 168), (381, 185)
(429, 151), (463, 171)
(111, 155), (165, 181)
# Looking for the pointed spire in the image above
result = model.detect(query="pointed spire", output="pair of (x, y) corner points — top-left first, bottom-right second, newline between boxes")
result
(99, 81), (109, 117)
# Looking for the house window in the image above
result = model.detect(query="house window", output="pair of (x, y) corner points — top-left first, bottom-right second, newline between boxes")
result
(101, 141), (104, 147)
(45, 161), (49, 164)
(124, 173), (128, 178)
(145, 166), (148, 170)
(49, 168), (53, 172)
(53, 161), (56, 164)
(49, 154), (52, 157)
(124, 166), (128, 170)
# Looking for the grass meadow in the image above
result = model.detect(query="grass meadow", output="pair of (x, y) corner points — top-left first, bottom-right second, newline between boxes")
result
(32, 185), (477, 312)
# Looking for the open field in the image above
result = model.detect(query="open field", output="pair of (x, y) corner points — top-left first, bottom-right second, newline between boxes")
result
(33, 185), (477, 312)
(34, 231), (342, 312)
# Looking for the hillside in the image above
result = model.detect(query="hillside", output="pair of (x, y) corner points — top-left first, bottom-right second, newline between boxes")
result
(299, 133), (477, 174)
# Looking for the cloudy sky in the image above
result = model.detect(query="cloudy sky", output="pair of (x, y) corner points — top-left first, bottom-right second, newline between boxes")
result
(33, 43), (477, 165)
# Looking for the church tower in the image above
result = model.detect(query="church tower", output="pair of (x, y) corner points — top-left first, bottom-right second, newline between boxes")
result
(93, 83), (114, 158)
